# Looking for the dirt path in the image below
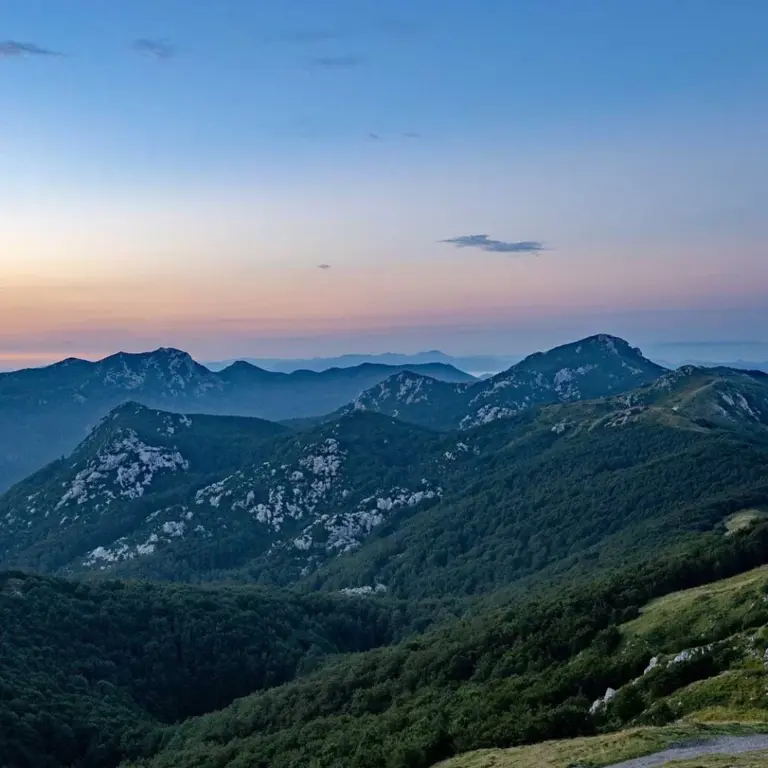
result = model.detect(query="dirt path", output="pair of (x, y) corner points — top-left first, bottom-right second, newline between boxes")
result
(604, 735), (768, 767)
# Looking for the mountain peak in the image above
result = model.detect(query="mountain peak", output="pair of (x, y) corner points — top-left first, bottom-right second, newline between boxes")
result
(349, 334), (668, 431)
(562, 334), (642, 358)
(587, 333), (629, 350)
(101, 347), (193, 366)
(96, 347), (219, 396)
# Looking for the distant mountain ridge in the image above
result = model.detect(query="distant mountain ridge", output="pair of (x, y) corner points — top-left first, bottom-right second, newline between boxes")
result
(205, 350), (518, 374)
(0, 350), (472, 492)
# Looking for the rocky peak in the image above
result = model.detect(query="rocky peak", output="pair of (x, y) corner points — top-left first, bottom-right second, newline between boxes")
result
(96, 348), (219, 396)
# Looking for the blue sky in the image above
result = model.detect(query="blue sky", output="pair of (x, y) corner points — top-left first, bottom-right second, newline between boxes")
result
(1, 0), (767, 366)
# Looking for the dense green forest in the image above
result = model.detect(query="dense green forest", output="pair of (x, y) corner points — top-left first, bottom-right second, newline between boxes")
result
(2, 522), (768, 768)
(0, 573), (456, 768)
(307, 417), (768, 597)
(134, 523), (768, 768)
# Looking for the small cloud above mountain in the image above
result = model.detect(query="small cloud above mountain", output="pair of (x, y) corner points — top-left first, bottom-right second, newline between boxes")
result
(441, 235), (547, 255)
(0, 41), (63, 58)
(132, 39), (175, 60)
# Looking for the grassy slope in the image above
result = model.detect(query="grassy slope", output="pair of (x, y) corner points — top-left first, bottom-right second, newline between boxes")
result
(623, 564), (768, 646)
(440, 565), (768, 767)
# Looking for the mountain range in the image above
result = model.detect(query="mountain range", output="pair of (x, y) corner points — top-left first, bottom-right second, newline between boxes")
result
(204, 350), (519, 374)
(2, 344), (767, 599)
(3, 332), (768, 768)
(0, 350), (471, 492)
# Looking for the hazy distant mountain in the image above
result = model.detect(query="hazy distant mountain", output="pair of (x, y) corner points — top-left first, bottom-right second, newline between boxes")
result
(677, 359), (768, 373)
(205, 350), (518, 374)
(0, 350), (472, 492)
(644, 340), (768, 367)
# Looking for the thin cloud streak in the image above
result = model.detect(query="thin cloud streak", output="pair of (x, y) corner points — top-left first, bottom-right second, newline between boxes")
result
(0, 41), (63, 57)
(132, 39), (175, 60)
(282, 30), (341, 44)
(278, 17), (421, 45)
(306, 54), (361, 70)
(441, 235), (547, 255)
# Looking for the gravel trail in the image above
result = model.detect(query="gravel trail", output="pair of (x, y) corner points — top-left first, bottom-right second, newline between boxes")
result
(603, 735), (768, 767)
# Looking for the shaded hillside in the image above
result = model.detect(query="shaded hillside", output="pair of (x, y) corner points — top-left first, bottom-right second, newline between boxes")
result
(0, 404), (450, 583)
(0, 571), (452, 768)
(0, 349), (472, 492)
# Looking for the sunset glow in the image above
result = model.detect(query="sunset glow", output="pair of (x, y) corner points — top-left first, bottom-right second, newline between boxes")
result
(1, 0), (767, 368)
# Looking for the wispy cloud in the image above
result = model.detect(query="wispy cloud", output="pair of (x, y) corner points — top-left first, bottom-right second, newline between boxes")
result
(279, 17), (421, 46)
(317, 264), (332, 270)
(283, 30), (340, 44)
(368, 133), (381, 141)
(306, 54), (361, 70)
(132, 39), (175, 60)
(0, 41), (63, 58)
(403, 132), (422, 139)
(441, 235), (547, 255)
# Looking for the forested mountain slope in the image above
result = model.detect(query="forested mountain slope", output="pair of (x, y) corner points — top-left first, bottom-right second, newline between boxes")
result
(1, 366), (767, 601)
(310, 365), (768, 597)
(128, 522), (768, 768)
(0, 404), (450, 583)
(4, 517), (768, 768)
(2, 359), (768, 768)
(0, 571), (453, 768)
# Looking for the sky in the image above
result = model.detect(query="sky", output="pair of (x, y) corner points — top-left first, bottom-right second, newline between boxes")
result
(1, 0), (767, 369)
